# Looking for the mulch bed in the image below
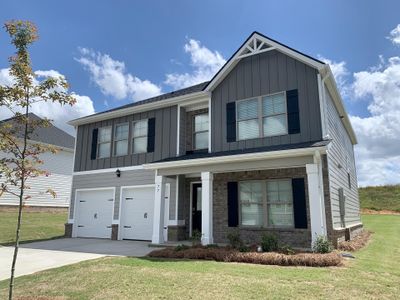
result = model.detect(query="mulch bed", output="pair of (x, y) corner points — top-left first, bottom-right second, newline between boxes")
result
(338, 230), (372, 252)
(148, 247), (342, 267)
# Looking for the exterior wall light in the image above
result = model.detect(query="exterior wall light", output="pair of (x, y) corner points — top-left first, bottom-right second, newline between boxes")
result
(115, 169), (121, 177)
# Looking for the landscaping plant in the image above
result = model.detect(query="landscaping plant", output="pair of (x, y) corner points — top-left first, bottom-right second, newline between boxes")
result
(261, 233), (279, 252)
(226, 228), (243, 249)
(312, 235), (334, 253)
(0, 20), (75, 300)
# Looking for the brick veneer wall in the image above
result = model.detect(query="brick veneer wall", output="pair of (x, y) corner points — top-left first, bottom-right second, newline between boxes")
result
(213, 168), (312, 249)
(64, 223), (72, 238)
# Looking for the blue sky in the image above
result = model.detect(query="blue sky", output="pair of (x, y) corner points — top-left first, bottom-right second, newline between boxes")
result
(1, 0), (400, 186)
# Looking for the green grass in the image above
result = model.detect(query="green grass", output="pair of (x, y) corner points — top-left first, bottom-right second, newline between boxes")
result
(0, 208), (67, 245)
(359, 184), (400, 212)
(0, 214), (399, 299)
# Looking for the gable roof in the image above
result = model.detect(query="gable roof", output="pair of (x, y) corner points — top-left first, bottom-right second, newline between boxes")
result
(1, 113), (75, 149)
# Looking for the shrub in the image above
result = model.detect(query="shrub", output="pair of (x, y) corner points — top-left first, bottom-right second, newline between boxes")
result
(226, 229), (243, 249)
(174, 244), (190, 252)
(190, 230), (202, 246)
(312, 235), (333, 253)
(261, 233), (279, 252)
(205, 243), (220, 249)
(239, 245), (250, 252)
(279, 244), (295, 255)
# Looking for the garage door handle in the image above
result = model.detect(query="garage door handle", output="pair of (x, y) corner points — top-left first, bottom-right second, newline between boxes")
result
(124, 226), (132, 228)
(125, 197), (133, 201)
(106, 226), (112, 228)
(78, 225), (84, 227)
(79, 200), (86, 203)
(108, 199), (113, 202)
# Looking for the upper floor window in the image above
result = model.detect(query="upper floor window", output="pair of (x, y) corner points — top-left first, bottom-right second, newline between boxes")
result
(193, 113), (209, 150)
(239, 179), (294, 227)
(114, 123), (129, 156)
(132, 119), (148, 154)
(97, 126), (112, 158)
(237, 92), (287, 141)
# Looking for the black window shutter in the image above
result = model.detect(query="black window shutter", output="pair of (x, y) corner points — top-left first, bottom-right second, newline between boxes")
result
(226, 102), (236, 142)
(286, 89), (300, 134)
(227, 182), (239, 227)
(90, 128), (98, 160)
(147, 118), (156, 153)
(292, 178), (307, 229)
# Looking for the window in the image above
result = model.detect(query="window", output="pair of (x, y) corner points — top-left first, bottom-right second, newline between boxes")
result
(114, 123), (129, 156)
(262, 93), (287, 136)
(239, 179), (294, 227)
(132, 120), (148, 154)
(266, 180), (293, 226)
(193, 113), (209, 150)
(97, 127), (112, 158)
(237, 92), (287, 140)
(347, 172), (351, 189)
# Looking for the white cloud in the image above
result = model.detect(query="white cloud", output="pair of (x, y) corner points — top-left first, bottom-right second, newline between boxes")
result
(349, 56), (400, 186)
(76, 48), (161, 101)
(165, 39), (226, 89)
(318, 56), (349, 95)
(0, 68), (95, 135)
(388, 24), (400, 45)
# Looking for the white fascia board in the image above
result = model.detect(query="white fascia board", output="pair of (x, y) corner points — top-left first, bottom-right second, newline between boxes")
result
(205, 33), (325, 92)
(143, 146), (327, 170)
(321, 66), (358, 145)
(68, 91), (209, 126)
(73, 164), (144, 176)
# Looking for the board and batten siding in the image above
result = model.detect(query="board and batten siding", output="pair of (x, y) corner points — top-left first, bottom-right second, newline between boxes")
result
(0, 149), (73, 207)
(69, 170), (177, 221)
(74, 106), (178, 172)
(325, 86), (360, 228)
(211, 50), (322, 152)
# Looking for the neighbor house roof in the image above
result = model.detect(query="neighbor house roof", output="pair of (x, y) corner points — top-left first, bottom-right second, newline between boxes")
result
(0, 113), (75, 149)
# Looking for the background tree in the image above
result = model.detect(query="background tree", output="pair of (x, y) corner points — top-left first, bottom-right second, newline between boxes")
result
(0, 20), (76, 300)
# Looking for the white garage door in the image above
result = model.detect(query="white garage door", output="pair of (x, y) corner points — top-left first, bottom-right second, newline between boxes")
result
(121, 185), (169, 241)
(75, 189), (114, 238)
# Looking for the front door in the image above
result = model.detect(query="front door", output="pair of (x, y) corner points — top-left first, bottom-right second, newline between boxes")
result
(192, 183), (202, 234)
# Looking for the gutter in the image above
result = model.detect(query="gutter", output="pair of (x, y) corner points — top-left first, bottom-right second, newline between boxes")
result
(143, 145), (328, 170)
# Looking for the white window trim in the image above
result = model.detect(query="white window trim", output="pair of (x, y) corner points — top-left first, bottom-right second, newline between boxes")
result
(97, 126), (112, 159)
(132, 119), (148, 154)
(238, 178), (295, 229)
(113, 122), (129, 157)
(193, 113), (209, 150)
(236, 91), (288, 141)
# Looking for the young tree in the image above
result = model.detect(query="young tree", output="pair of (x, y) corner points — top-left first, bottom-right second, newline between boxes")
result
(0, 20), (76, 300)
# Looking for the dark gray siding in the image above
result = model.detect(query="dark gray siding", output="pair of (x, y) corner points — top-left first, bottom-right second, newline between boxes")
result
(74, 106), (178, 172)
(325, 87), (360, 228)
(211, 50), (322, 152)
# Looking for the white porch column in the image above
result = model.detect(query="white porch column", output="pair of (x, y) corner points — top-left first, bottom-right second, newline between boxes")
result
(152, 175), (166, 244)
(306, 163), (327, 246)
(201, 172), (213, 245)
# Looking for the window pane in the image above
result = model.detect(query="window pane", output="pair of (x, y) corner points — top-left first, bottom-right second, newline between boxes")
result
(115, 124), (128, 140)
(238, 119), (259, 140)
(268, 204), (293, 226)
(133, 120), (148, 137)
(263, 115), (287, 136)
(196, 187), (202, 211)
(237, 99), (258, 120)
(194, 131), (208, 149)
(262, 93), (285, 116)
(133, 136), (147, 153)
(115, 140), (128, 156)
(194, 114), (209, 132)
(98, 142), (110, 158)
(99, 127), (111, 143)
(241, 204), (263, 226)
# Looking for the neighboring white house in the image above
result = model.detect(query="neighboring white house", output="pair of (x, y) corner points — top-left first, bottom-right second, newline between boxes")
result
(0, 113), (74, 207)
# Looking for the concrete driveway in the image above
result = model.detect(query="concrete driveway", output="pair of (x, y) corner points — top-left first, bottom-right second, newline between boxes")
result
(0, 238), (154, 281)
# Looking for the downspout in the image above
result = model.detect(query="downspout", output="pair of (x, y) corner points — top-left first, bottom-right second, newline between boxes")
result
(317, 69), (331, 140)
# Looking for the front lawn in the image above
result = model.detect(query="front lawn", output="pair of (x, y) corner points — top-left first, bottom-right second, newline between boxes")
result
(0, 207), (67, 245)
(0, 214), (399, 299)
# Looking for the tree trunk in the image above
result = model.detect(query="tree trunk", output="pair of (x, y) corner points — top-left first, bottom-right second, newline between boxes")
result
(8, 103), (29, 300)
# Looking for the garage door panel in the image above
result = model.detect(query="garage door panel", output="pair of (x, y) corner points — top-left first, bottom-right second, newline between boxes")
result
(76, 189), (114, 238)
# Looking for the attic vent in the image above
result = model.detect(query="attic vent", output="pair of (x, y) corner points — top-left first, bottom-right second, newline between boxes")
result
(237, 36), (275, 59)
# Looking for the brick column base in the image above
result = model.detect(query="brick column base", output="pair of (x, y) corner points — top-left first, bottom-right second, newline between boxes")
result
(111, 224), (119, 240)
(64, 223), (73, 238)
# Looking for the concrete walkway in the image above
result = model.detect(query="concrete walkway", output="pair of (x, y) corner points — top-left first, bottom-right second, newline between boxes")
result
(0, 238), (154, 281)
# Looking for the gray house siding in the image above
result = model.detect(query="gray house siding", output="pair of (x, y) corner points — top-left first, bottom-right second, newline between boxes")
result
(74, 106), (178, 172)
(325, 87), (360, 228)
(69, 170), (177, 222)
(211, 50), (322, 152)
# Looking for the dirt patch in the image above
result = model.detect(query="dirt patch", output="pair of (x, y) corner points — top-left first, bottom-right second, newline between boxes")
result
(148, 247), (342, 267)
(338, 230), (372, 252)
(361, 208), (400, 215)
(0, 206), (68, 213)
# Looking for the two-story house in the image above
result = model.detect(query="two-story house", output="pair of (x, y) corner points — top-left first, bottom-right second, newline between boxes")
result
(65, 32), (362, 249)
